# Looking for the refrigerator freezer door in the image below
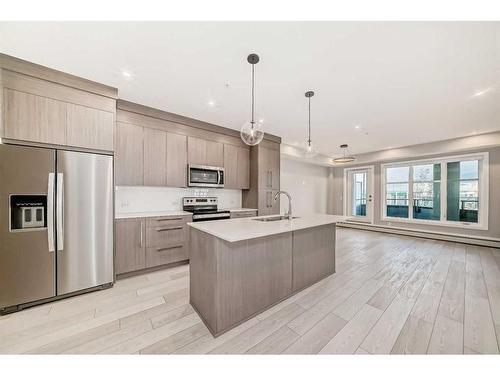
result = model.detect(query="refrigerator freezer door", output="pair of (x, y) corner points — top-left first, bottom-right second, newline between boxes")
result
(56, 150), (114, 295)
(0, 144), (56, 310)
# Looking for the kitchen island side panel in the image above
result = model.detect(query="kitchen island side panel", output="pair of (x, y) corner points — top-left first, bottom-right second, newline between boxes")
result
(215, 233), (293, 334)
(292, 224), (336, 292)
(189, 228), (218, 333)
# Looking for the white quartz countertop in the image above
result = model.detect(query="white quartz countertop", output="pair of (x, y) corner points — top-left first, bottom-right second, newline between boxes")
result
(115, 211), (193, 219)
(187, 214), (346, 242)
(227, 208), (258, 213)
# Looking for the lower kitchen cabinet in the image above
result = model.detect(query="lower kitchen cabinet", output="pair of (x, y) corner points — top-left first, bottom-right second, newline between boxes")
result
(115, 215), (191, 277)
(115, 218), (145, 274)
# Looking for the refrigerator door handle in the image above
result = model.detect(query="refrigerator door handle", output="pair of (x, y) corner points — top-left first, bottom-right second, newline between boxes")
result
(47, 173), (55, 252)
(56, 173), (64, 251)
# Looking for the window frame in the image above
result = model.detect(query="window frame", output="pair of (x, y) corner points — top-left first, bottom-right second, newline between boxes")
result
(380, 152), (489, 230)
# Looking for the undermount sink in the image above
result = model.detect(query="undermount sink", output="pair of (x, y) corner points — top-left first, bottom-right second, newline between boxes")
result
(253, 216), (299, 222)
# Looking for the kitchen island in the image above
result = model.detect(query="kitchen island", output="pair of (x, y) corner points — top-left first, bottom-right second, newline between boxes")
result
(187, 214), (345, 337)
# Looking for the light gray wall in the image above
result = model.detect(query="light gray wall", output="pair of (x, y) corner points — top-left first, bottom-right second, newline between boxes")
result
(281, 157), (329, 216)
(327, 145), (500, 239)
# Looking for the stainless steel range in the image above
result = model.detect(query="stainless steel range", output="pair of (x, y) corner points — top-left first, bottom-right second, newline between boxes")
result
(182, 197), (230, 222)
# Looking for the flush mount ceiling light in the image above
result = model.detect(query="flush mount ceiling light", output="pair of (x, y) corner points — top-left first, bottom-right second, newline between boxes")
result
(303, 90), (318, 158)
(332, 144), (356, 163)
(240, 54), (264, 146)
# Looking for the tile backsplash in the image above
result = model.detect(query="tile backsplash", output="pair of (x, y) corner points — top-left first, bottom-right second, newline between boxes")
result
(115, 186), (242, 214)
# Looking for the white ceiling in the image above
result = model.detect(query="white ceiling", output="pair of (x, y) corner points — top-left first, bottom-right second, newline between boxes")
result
(1, 22), (499, 157)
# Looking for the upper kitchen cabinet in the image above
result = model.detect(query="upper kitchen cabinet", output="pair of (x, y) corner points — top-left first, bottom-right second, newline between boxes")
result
(224, 144), (250, 190)
(188, 137), (224, 167)
(0, 54), (117, 152)
(223, 144), (238, 189)
(166, 132), (187, 187)
(205, 140), (224, 167)
(187, 137), (207, 165)
(3, 88), (66, 145)
(237, 147), (250, 189)
(115, 122), (144, 186)
(66, 103), (114, 151)
(143, 127), (167, 186)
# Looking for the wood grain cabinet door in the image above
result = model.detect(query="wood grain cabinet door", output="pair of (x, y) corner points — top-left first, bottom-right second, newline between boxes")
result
(4, 88), (66, 145)
(206, 140), (224, 167)
(115, 122), (144, 186)
(143, 128), (167, 186)
(237, 147), (250, 189)
(257, 146), (270, 189)
(115, 219), (146, 275)
(66, 103), (114, 151)
(223, 144), (238, 189)
(166, 132), (187, 187)
(269, 149), (280, 189)
(258, 189), (271, 216)
(187, 137), (206, 165)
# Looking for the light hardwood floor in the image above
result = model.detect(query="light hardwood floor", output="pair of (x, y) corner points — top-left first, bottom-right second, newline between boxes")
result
(1, 228), (499, 354)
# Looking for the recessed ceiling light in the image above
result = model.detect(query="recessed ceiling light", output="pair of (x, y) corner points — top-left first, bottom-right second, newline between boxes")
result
(355, 125), (361, 130)
(258, 119), (264, 123)
(208, 100), (215, 107)
(122, 70), (132, 78)
(471, 88), (491, 98)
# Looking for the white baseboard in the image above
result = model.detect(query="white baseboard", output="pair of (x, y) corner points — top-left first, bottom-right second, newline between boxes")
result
(337, 222), (500, 248)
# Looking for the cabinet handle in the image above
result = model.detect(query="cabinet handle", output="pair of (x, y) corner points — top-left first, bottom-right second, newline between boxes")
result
(156, 226), (183, 232)
(270, 171), (272, 188)
(156, 245), (183, 252)
(140, 221), (143, 248)
(155, 217), (182, 221)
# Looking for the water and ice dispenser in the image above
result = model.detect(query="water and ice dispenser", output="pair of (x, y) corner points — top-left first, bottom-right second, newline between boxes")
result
(10, 195), (47, 231)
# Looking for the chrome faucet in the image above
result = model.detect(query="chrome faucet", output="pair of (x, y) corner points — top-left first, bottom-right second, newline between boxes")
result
(273, 191), (292, 220)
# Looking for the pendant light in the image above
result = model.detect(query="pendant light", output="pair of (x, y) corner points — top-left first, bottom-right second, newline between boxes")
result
(240, 53), (264, 146)
(332, 144), (356, 163)
(303, 90), (318, 158)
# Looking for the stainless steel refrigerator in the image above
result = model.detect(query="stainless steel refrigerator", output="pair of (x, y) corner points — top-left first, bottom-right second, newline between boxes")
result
(0, 143), (114, 313)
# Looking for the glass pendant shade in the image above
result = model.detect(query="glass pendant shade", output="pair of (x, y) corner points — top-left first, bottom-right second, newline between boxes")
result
(240, 121), (264, 146)
(303, 142), (318, 158)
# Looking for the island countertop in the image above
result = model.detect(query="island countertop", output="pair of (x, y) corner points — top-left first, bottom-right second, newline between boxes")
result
(187, 214), (346, 242)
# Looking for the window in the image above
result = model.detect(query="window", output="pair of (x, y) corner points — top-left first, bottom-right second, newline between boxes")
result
(385, 166), (409, 218)
(412, 164), (440, 221)
(446, 160), (479, 223)
(381, 153), (488, 230)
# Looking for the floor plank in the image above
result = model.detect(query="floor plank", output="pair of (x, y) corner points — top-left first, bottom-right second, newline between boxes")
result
(319, 304), (382, 354)
(427, 315), (463, 354)
(246, 326), (299, 354)
(282, 312), (347, 354)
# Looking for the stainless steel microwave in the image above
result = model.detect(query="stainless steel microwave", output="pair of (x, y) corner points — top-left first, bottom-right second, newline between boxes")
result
(188, 164), (225, 188)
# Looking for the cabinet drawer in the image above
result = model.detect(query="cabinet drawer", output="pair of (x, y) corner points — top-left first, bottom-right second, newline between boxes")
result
(146, 244), (188, 268)
(230, 211), (257, 219)
(146, 216), (190, 229)
(146, 225), (187, 247)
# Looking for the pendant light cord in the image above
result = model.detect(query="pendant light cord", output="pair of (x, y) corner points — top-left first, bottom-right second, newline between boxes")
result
(308, 96), (311, 146)
(251, 64), (255, 128)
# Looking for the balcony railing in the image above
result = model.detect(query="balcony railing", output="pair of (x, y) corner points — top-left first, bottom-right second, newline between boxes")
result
(385, 198), (478, 222)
